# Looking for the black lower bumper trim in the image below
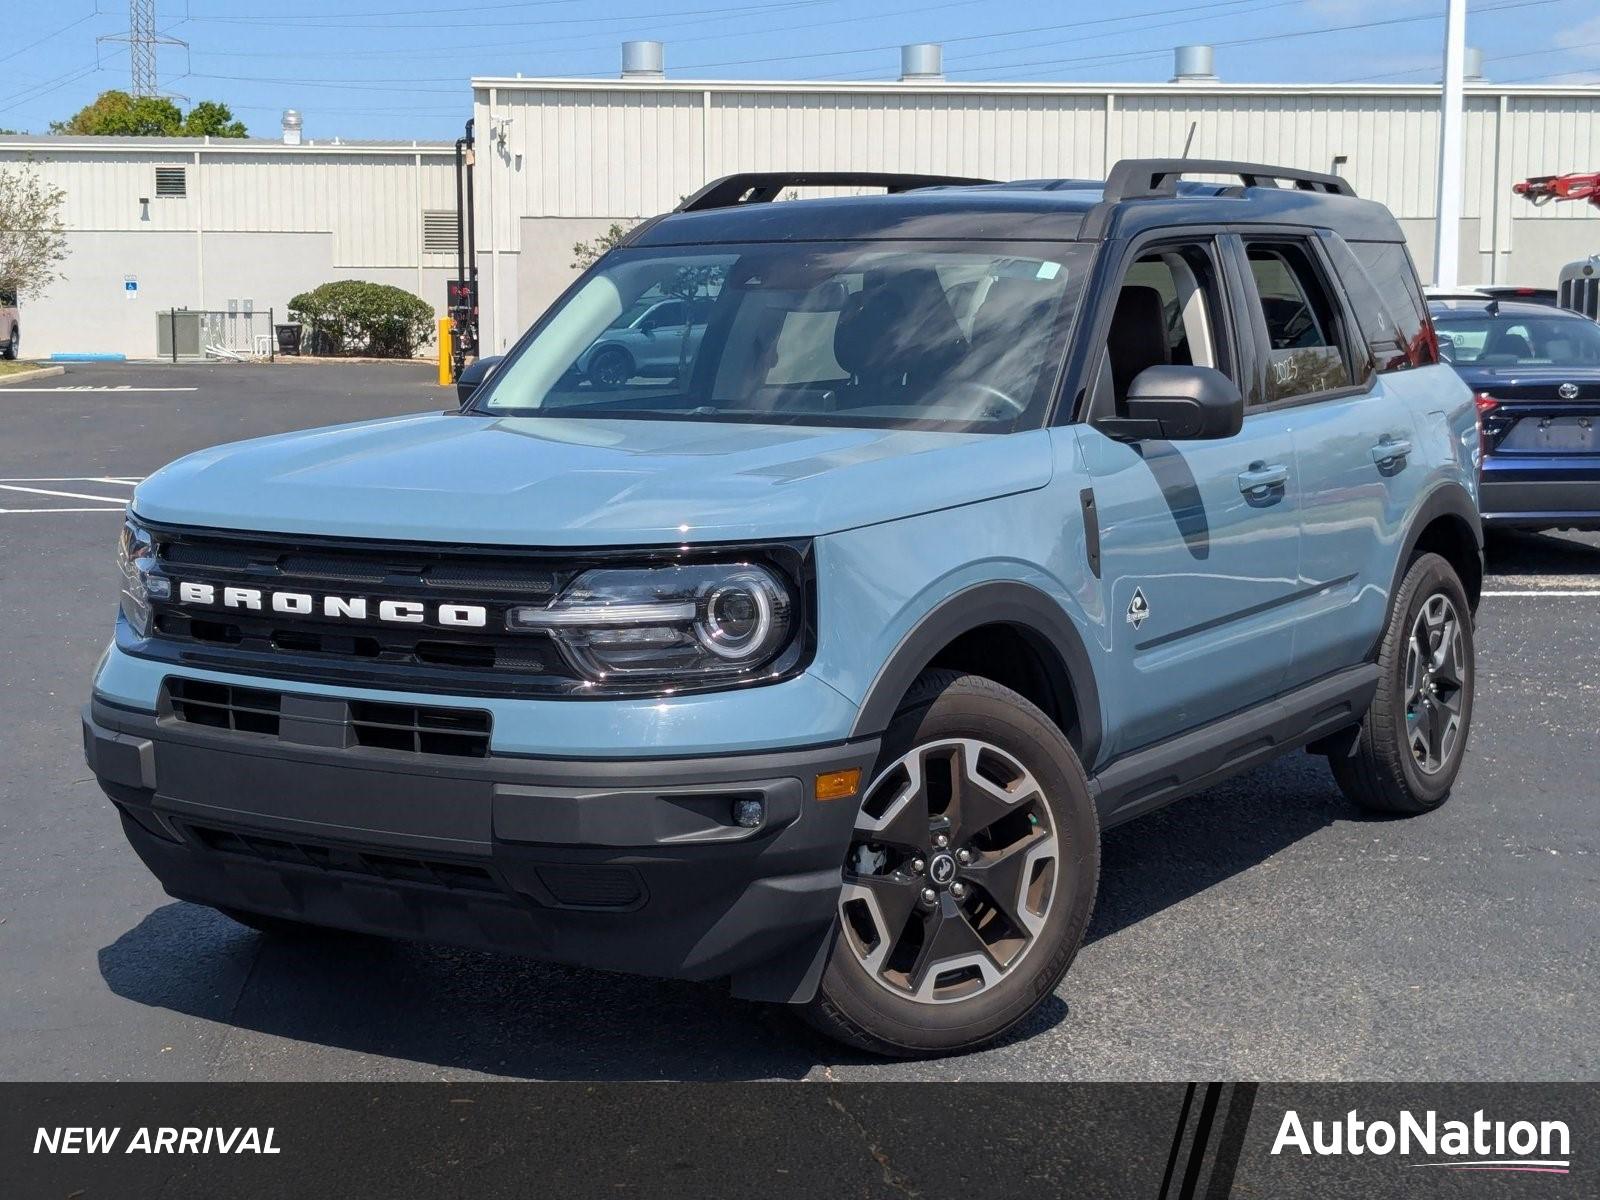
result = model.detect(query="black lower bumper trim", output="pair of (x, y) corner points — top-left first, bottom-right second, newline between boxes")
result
(85, 698), (879, 1003)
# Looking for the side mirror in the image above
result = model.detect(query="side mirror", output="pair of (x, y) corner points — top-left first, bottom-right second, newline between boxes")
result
(455, 354), (504, 407)
(1096, 365), (1243, 442)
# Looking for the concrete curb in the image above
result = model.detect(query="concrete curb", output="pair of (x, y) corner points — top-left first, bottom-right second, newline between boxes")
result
(268, 356), (437, 367)
(0, 365), (66, 387)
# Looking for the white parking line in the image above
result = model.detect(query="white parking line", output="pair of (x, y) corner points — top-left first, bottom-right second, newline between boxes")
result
(1482, 589), (1600, 598)
(0, 483), (131, 504)
(0, 476), (144, 483)
(0, 386), (198, 393)
(0, 507), (124, 514)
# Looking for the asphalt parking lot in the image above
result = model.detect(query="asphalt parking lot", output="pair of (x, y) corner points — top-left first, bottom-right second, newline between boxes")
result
(1, 362), (1594, 1082)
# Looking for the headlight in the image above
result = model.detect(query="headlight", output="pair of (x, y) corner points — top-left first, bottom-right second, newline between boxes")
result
(507, 562), (796, 682)
(117, 516), (168, 637)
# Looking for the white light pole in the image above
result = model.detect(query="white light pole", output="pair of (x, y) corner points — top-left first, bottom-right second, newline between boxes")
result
(1433, 0), (1468, 287)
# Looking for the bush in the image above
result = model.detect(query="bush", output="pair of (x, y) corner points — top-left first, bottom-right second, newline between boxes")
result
(287, 280), (435, 358)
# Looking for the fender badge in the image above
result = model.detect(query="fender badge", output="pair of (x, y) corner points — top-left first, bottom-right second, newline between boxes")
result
(1126, 587), (1151, 630)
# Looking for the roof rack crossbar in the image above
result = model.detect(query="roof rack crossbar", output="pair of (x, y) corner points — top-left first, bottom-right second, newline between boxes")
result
(674, 171), (996, 213)
(1102, 158), (1357, 202)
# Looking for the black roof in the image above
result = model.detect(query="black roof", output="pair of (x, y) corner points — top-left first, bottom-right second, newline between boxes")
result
(628, 161), (1406, 248)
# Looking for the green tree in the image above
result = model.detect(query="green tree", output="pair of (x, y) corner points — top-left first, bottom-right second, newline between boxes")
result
(182, 101), (247, 138)
(51, 91), (247, 138)
(570, 221), (636, 270)
(0, 162), (69, 299)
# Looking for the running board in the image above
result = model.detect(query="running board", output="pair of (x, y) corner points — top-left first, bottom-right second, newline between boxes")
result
(1090, 665), (1379, 828)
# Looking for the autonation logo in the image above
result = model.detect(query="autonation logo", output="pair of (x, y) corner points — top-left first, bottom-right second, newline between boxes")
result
(1272, 1108), (1571, 1175)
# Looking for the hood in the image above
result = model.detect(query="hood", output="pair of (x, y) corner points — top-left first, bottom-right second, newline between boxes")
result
(132, 413), (1053, 546)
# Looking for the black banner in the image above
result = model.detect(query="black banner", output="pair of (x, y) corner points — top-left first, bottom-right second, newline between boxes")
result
(4, 1083), (1591, 1198)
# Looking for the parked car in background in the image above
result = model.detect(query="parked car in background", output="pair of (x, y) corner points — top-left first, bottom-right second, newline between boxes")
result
(1433, 297), (1600, 530)
(573, 295), (712, 387)
(0, 288), (18, 359)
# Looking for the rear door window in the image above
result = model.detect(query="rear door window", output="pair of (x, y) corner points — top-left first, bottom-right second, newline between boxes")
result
(1243, 241), (1358, 402)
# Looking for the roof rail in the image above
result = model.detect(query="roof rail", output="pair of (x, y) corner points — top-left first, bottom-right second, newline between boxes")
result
(675, 171), (995, 213)
(1102, 158), (1357, 201)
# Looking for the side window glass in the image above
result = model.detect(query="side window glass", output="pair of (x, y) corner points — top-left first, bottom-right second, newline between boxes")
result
(1350, 242), (1437, 368)
(1097, 243), (1230, 409)
(647, 300), (685, 328)
(1245, 242), (1354, 402)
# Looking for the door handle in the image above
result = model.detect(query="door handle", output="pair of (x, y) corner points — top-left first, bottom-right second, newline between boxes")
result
(1370, 437), (1413, 467)
(1237, 463), (1290, 494)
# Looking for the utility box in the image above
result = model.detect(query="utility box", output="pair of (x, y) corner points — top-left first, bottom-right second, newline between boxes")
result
(157, 310), (202, 359)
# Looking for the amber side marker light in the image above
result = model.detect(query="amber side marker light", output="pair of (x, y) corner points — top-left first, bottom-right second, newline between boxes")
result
(814, 768), (861, 802)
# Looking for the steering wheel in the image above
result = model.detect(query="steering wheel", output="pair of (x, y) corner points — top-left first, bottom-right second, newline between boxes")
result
(947, 381), (1027, 421)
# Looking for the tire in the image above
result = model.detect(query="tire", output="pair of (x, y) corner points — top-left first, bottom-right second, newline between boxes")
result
(804, 670), (1100, 1057)
(586, 346), (633, 389)
(1, 327), (16, 360)
(1330, 552), (1475, 815)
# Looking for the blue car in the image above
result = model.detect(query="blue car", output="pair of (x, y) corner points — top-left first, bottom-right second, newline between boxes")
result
(1431, 298), (1600, 530)
(85, 162), (1481, 1055)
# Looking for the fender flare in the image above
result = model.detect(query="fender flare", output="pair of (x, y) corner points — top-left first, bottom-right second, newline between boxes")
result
(848, 580), (1104, 768)
(1390, 482), (1483, 607)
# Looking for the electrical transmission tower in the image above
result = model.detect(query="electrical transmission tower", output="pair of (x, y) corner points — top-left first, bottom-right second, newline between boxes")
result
(97, 0), (188, 98)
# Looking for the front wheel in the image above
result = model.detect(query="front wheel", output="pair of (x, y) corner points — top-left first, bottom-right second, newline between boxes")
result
(2, 328), (16, 360)
(586, 346), (633, 389)
(805, 671), (1099, 1057)
(1330, 552), (1475, 815)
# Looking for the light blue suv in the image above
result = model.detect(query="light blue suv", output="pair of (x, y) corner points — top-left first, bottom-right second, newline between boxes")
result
(84, 161), (1482, 1056)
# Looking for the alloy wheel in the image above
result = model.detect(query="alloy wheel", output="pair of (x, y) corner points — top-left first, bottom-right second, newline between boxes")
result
(1404, 592), (1467, 775)
(838, 738), (1059, 1004)
(589, 349), (630, 387)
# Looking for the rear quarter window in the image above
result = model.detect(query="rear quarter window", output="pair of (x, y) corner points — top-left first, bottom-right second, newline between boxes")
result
(1346, 241), (1438, 370)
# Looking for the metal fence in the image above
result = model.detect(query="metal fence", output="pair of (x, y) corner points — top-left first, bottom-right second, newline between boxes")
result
(157, 309), (278, 361)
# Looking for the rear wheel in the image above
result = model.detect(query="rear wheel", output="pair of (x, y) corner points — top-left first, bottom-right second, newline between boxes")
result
(1330, 552), (1475, 814)
(2, 327), (16, 359)
(805, 671), (1099, 1057)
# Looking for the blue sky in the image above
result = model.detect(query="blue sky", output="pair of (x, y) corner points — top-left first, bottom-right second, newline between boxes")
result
(2, 0), (1597, 140)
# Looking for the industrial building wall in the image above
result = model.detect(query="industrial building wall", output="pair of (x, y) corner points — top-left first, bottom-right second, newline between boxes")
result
(0, 140), (459, 359)
(472, 82), (1600, 351)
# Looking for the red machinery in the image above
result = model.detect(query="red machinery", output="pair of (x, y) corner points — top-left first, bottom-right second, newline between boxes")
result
(1513, 173), (1600, 208)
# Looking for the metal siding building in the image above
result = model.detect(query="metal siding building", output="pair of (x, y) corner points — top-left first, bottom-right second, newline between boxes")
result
(0, 135), (458, 359)
(470, 77), (1600, 354)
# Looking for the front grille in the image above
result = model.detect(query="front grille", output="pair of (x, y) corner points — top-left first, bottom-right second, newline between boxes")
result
(187, 823), (501, 894)
(165, 678), (491, 758)
(131, 522), (812, 699)
(348, 700), (491, 757)
(167, 679), (281, 735)
(145, 528), (582, 693)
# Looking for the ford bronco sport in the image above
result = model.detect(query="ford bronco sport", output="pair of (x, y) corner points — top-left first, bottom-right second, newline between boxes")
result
(84, 161), (1482, 1056)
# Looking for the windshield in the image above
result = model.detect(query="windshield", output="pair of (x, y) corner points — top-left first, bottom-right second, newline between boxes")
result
(1434, 312), (1600, 367)
(474, 240), (1093, 432)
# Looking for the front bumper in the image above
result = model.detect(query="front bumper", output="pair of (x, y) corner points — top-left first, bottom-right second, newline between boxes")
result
(84, 697), (878, 1003)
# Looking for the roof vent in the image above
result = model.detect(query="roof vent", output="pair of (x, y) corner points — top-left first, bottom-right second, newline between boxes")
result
(281, 109), (302, 146)
(900, 43), (944, 82)
(1464, 46), (1486, 82)
(621, 40), (665, 80)
(1171, 44), (1218, 83)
